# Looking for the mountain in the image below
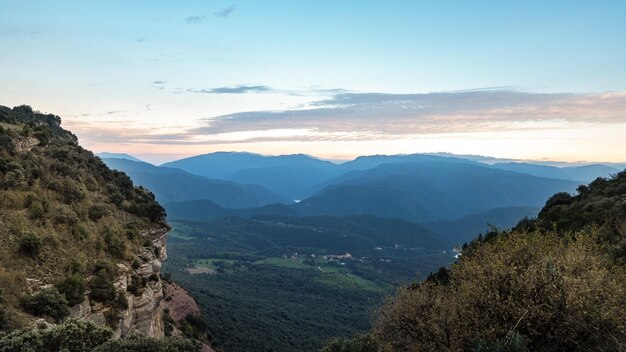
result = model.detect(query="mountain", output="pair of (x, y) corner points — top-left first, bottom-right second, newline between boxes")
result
(490, 162), (619, 182)
(0, 105), (213, 349)
(102, 157), (288, 208)
(161, 152), (341, 199)
(96, 152), (143, 163)
(296, 161), (578, 223)
(164, 199), (299, 221)
(423, 206), (541, 245)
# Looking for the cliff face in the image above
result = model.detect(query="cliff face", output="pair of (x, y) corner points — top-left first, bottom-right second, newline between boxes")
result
(0, 105), (169, 336)
(69, 228), (169, 338)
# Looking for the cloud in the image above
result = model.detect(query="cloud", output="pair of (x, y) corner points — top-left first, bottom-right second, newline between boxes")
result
(185, 15), (207, 24)
(214, 5), (236, 18)
(187, 85), (273, 94)
(185, 4), (236, 24)
(64, 90), (626, 153)
(189, 90), (626, 138)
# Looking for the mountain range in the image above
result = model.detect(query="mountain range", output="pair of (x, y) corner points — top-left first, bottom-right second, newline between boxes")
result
(102, 151), (622, 244)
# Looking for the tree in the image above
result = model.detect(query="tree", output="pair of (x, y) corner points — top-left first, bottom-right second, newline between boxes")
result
(20, 288), (70, 322)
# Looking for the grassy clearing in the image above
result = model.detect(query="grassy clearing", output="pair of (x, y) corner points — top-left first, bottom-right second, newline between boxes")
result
(0, 122), (22, 130)
(254, 257), (314, 269)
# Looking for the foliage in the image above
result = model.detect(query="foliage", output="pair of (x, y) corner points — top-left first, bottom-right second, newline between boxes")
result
(164, 216), (454, 352)
(20, 288), (70, 322)
(0, 319), (199, 352)
(0, 290), (6, 330)
(520, 170), (626, 262)
(92, 334), (199, 352)
(19, 233), (42, 256)
(54, 276), (86, 306)
(0, 104), (168, 325)
(373, 230), (626, 351)
(88, 262), (118, 303)
(321, 334), (382, 352)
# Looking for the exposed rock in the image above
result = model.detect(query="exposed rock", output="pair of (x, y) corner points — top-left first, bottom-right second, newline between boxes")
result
(163, 283), (200, 321)
(69, 227), (170, 338)
(12, 136), (39, 152)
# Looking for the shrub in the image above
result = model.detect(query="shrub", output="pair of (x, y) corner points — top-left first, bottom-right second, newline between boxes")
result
(0, 319), (113, 352)
(89, 263), (118, 303)
(55, 276), (86, 306)
(88, 204), (109, 221)
(92, 335), (200, 352)
(54, 206), (78, 225)
(28, 202), (46, 220)
(21, 287), (69, 322)
(19, 233), (42, 256)
(0, 305), (6, 330)
(374, 230), (626, 351)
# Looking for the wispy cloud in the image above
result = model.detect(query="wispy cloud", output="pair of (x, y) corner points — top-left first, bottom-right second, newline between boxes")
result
(64, 90), (626, 157)
(214, 5), (236, 18)
(187, 85), (273, 94)
(185, 4), (236, 24)
(184, 15), (206, 24)
(190, 90), (626, 138)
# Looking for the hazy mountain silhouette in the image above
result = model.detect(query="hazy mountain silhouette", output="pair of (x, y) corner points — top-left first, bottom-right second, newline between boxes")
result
(295, 162), (578, 223)
(102, 158), (289, 208)
(162, 152), (340, 199)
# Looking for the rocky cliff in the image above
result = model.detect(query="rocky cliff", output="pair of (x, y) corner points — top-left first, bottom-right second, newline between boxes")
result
(0, 105), (169, 337)
(68, 228), (169, 338)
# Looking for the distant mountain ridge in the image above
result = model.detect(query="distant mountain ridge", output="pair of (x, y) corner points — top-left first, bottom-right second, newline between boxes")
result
(295, 162), (578, 223)
(96, 152), (144, 163)
(102, 158), (288, 208)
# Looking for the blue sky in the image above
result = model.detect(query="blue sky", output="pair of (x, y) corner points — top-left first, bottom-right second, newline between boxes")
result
(1, 1), (625, 163)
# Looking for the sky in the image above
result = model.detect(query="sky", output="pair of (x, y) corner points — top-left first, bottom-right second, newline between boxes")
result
(1, 0), (625, 164)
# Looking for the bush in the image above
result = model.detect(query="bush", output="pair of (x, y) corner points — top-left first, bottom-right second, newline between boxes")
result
(21, 287), (69, 322)
(0, 306), (6, 330)
(19, 233), (42, 256)
(89, 263), (118, 303)
(28, 202), (46, 220)
(92, 335), (200, 352)
(88, 204), (109, 221)
(374, 230), (626, 351)
(0, 319), (113, 352)
(55, 276), (86, 306)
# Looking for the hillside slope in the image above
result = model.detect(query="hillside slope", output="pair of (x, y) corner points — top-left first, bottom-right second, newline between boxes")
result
(339, 171), (626, 351)
(0, 105), (212, 350)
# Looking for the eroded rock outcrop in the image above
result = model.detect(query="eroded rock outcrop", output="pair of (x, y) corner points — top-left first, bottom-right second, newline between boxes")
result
(68, 227), (169, 338)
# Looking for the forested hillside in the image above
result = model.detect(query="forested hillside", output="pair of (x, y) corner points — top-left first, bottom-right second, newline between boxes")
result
(0, 105), (207, 351)
(328, 172), (626, 351)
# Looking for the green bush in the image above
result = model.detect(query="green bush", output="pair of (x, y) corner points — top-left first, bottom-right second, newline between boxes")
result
(0, 319), (113, 352)
(88, 204), (109, 221)
(19, 233), (42, 256)
(89, 263), (118, 303)
(92, 335), (200, 352)
(21, 287), (69, 322)
(55, 276), (86, 306)
(28, 202), (46, 220)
